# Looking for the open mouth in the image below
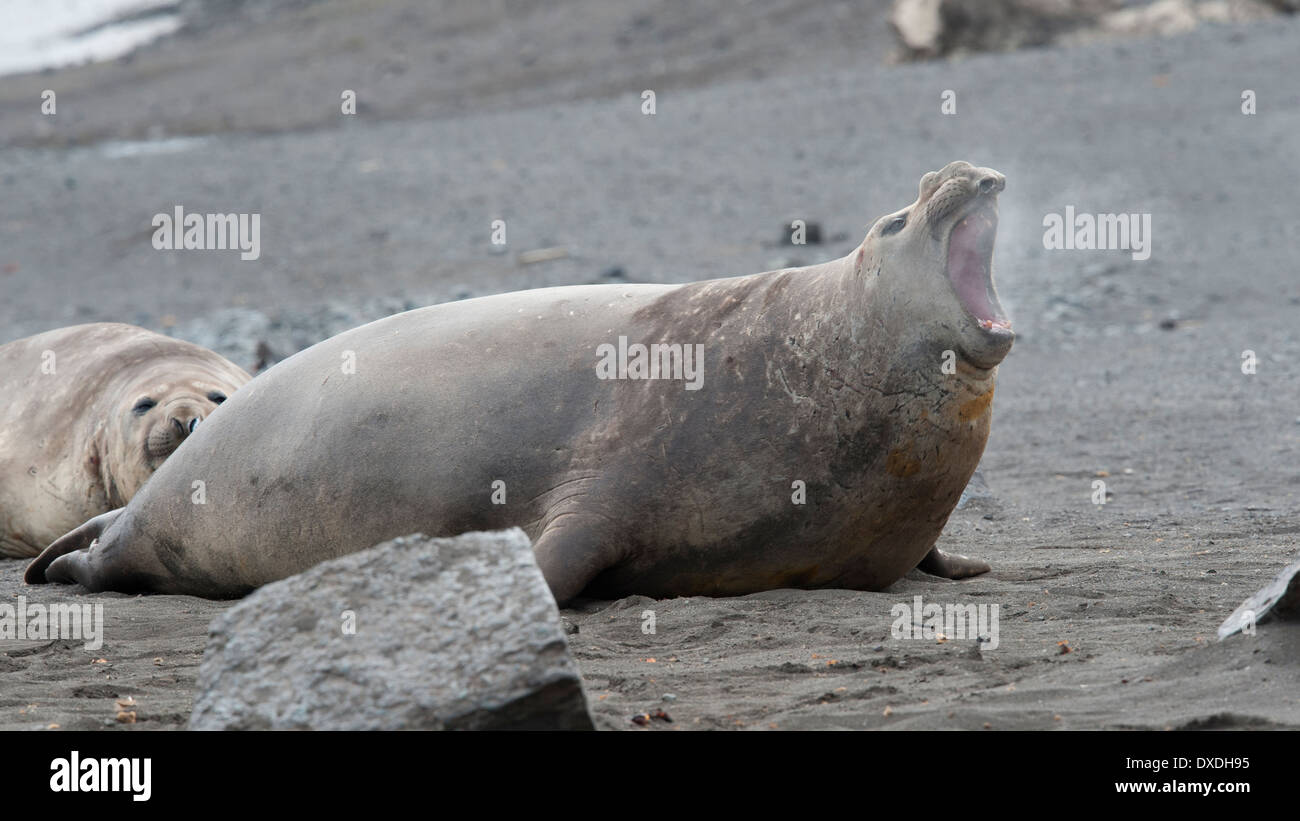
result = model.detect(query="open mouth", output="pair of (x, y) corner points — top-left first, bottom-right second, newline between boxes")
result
(946, 202), (1010, 333)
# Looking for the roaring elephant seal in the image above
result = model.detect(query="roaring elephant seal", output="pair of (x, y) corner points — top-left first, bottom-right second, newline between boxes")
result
(28, 161), (1014, 603)
(0, 323), (250, 558)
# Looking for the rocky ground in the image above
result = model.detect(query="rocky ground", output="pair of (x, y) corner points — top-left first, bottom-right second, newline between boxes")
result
(1, 1), (1298, 729)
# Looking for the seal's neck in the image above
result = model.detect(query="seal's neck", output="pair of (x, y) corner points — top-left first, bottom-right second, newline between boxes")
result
(832, 243), (997, 400)
(94, 420), (136, 509)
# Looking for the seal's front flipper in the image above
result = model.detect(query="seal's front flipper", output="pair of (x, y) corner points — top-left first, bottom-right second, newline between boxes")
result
(917, 547), (990, 580)
(531, 519), (618, 607)
(25, 508), (121, 585)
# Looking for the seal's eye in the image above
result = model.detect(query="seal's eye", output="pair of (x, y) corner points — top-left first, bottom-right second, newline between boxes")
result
(132, 398), (156, 415)
(207, 391), (227, 404)
(882, 215), (907, 236)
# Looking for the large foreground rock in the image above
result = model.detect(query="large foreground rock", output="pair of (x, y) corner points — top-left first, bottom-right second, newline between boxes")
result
(189, 529), (594, 730)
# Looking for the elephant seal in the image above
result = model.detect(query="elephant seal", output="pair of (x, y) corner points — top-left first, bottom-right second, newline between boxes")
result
(1, 323), (250, 558)
(28, 161), (1014, 603)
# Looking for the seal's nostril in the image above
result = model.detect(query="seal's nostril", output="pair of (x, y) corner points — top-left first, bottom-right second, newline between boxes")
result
(978, 176), (997, 194)
(189, 418), (200, 433)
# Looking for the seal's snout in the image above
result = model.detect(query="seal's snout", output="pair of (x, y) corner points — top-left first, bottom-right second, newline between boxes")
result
(977, 172), (1004, 195)
(169, 413), (200, 437)
(148, 404), (204, 459)
(923, 161), (1003, 200)
(953, 165), (1003, 199)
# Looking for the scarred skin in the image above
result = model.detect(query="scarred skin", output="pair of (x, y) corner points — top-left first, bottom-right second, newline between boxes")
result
(0, 323), (250, 557)
(27, 162), (1014, 603)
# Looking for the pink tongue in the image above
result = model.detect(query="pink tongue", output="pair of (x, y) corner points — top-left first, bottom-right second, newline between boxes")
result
(947, 216), (1000, 323)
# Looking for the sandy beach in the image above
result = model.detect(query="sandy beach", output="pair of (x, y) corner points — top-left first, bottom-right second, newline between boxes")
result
(1, 0), (1298, 730)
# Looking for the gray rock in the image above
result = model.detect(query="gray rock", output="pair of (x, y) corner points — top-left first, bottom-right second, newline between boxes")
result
(891, 0), (1121, 59)
(1100, 0), (1279, 40)
(171, 297), (419, 373)
(189, 529), (594, 730)
(886, 0), (1234, 60)
(1218, 555), (1300, 640)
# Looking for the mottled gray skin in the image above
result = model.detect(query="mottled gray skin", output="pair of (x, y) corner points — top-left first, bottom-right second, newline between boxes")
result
(1, 323), (250, 558)
(28, 162), (1014, 603)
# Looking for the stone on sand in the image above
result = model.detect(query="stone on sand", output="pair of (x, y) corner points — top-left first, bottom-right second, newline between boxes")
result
(1218, 554), (1300, 640)
(189, 529), (594, 730)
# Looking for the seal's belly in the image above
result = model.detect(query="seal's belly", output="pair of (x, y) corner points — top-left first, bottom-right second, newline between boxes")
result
(582, 392), (991, 598)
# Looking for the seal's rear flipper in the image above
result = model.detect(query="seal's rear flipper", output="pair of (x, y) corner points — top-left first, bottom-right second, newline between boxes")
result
(918, 547), (990, 580)
(44, 551), (99, 590)
(25, 508), (122, 585)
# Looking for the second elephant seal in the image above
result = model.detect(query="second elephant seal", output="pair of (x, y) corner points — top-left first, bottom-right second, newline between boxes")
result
(0, 323), (250, 557)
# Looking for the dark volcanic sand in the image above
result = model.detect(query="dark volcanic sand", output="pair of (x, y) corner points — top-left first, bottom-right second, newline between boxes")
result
(1, 3), (1299, 729)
